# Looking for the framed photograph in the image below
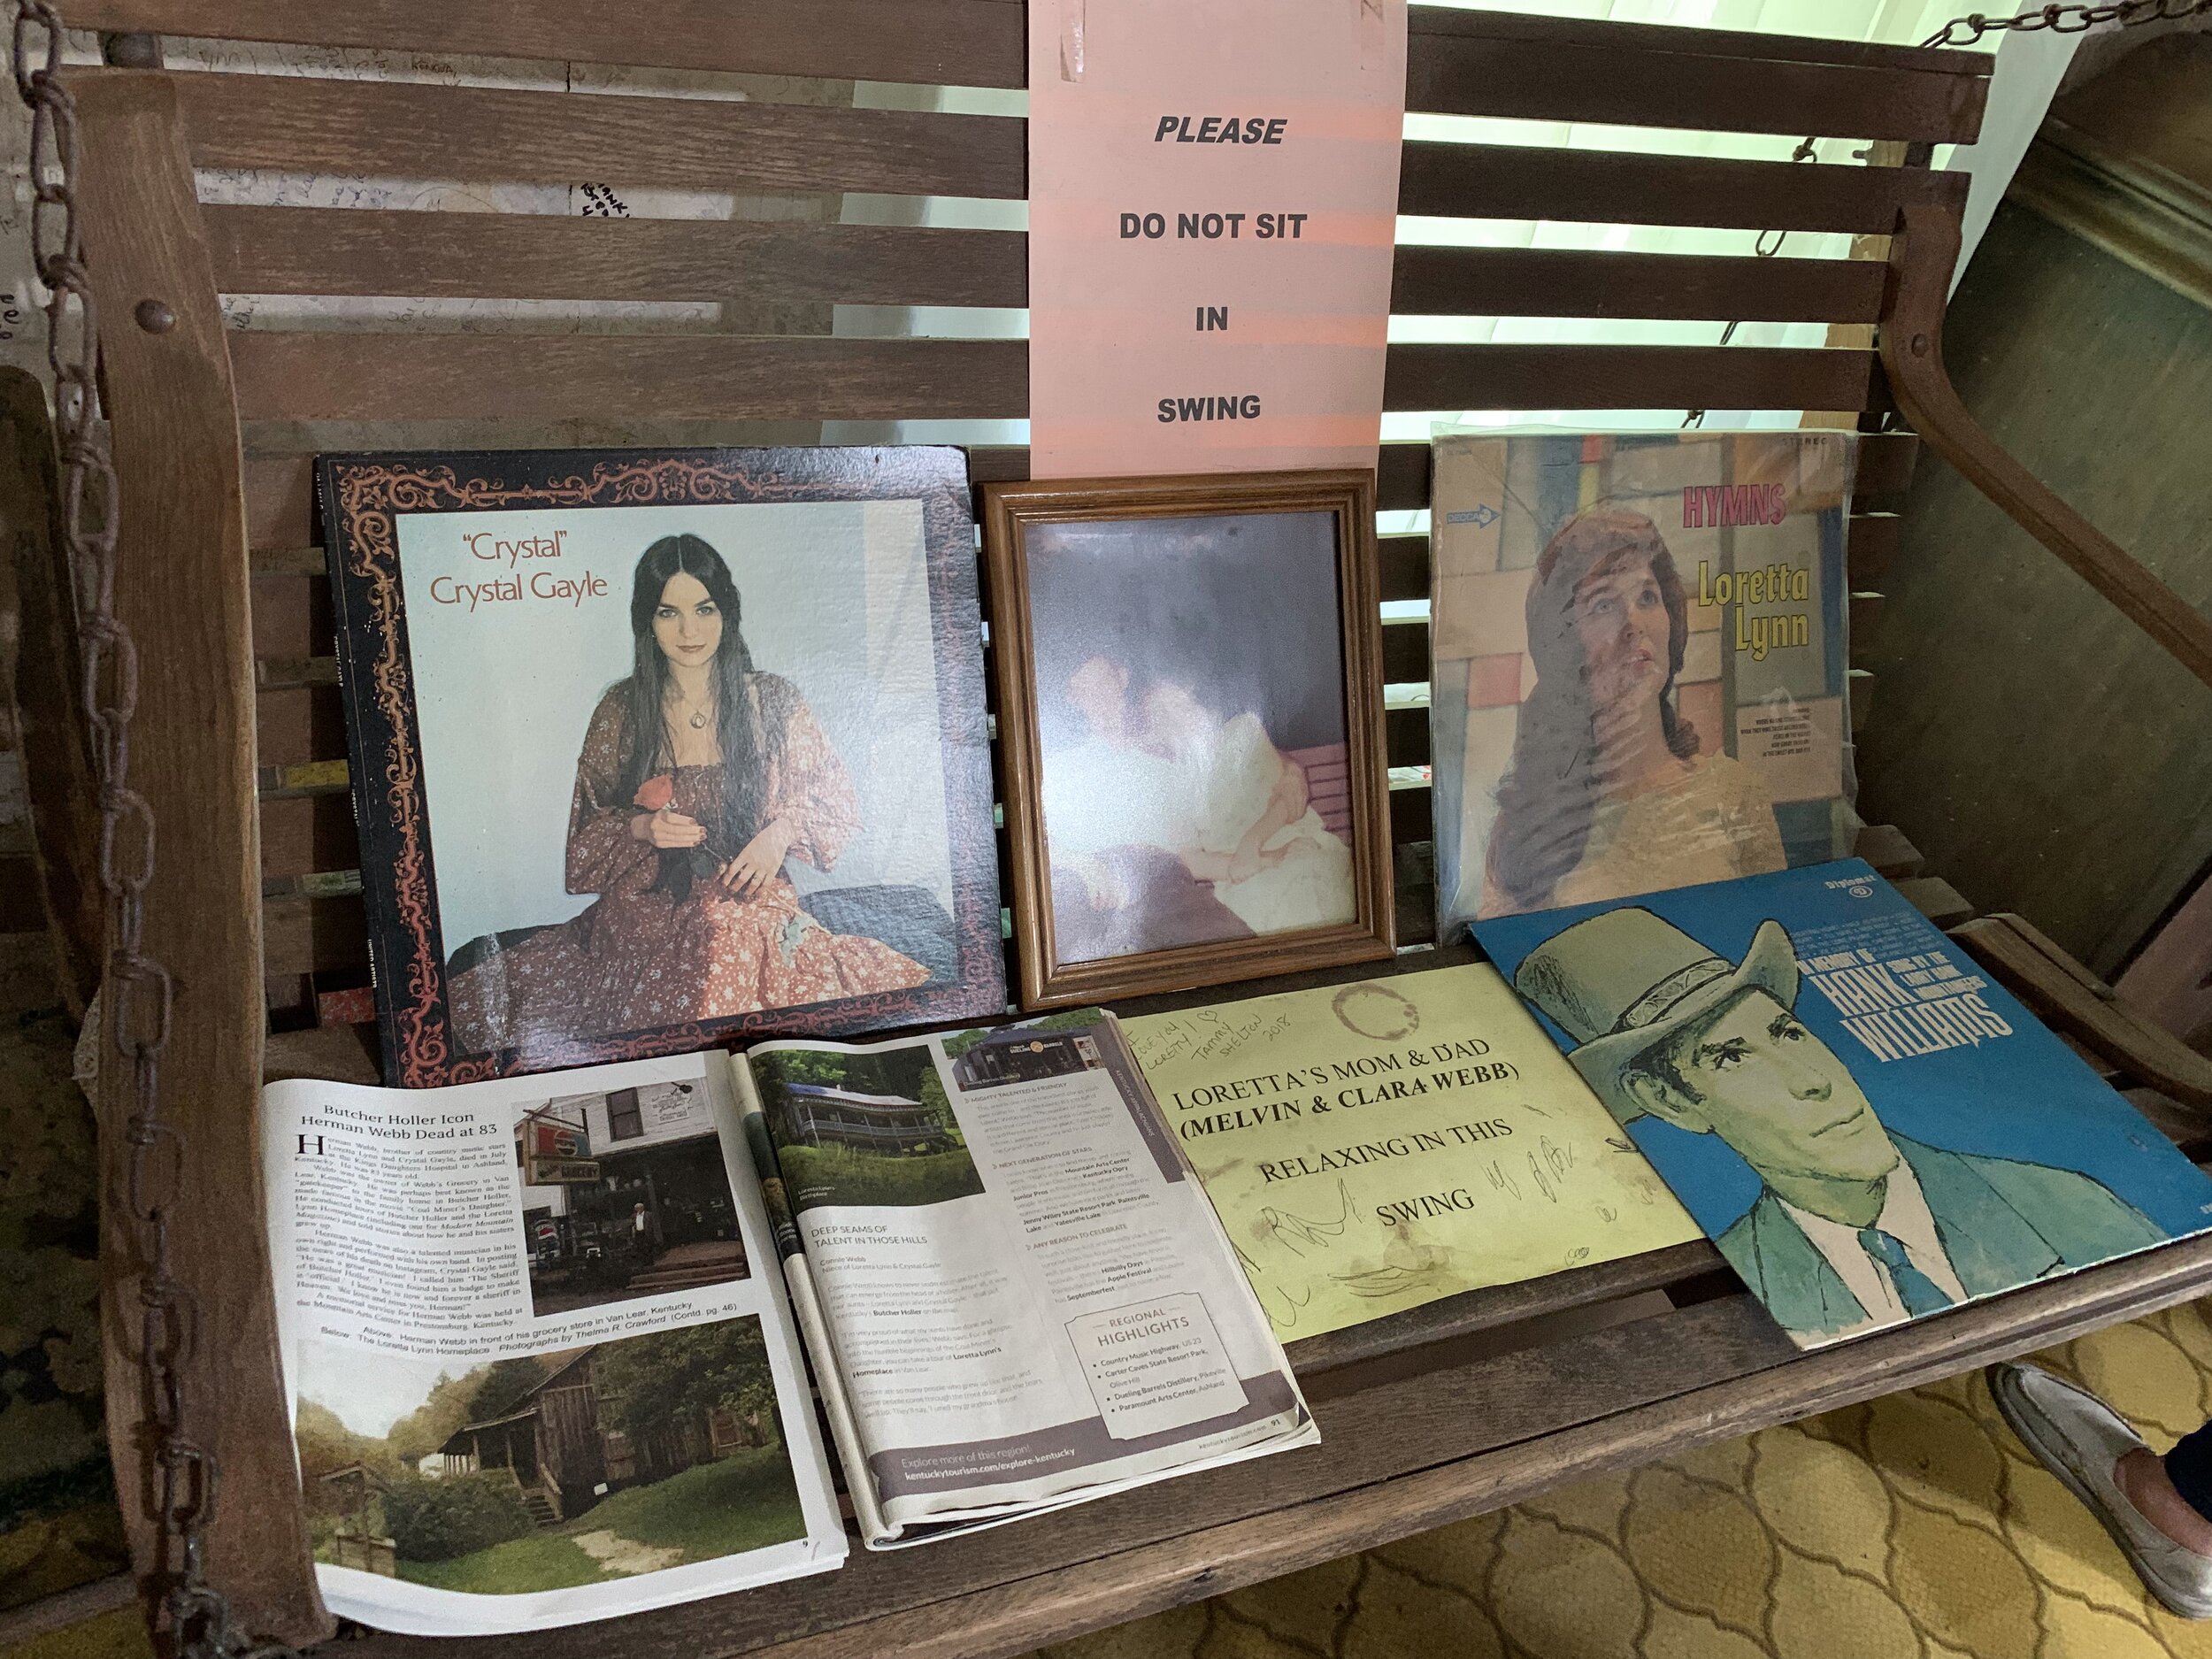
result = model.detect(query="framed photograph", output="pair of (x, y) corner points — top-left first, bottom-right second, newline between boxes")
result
(983, 470), (1394, 1007)
(322, 446), (1006, 1087)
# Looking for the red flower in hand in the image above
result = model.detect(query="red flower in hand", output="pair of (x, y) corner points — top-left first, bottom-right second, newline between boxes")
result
(634, 774), (676, 812)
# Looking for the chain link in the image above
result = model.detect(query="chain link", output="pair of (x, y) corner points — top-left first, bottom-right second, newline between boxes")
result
(1687, 0), (2209, 428)
(1924, 0), (2212, 49)
(8, 8), (300, 1655)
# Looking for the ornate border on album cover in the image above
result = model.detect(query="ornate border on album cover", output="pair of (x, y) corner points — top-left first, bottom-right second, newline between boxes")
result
(320, 447), (1006, 1087)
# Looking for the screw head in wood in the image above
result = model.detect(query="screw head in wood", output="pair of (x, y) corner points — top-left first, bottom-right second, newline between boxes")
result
(1910, 333), (1930, 357)
(134, 299), (175, 334)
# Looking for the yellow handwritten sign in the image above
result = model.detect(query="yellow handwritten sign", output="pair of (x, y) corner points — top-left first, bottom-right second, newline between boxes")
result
(1121, 964), (1699, 1340)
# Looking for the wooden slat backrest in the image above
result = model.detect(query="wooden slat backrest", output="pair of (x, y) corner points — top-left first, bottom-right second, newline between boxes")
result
(177, 0), (1969, 995)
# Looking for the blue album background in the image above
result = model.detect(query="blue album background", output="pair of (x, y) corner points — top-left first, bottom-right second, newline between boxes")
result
(1475, 859), (2212, 1245)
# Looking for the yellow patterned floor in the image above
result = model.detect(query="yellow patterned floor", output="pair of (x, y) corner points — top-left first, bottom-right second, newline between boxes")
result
(13, 1308), (2212, 1658)
(1033, 1302), (2212, 1659)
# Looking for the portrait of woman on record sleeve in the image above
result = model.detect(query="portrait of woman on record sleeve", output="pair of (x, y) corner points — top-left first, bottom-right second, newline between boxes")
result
(321, 447), (1004, 1086)
(1428, 429), (1857, 940)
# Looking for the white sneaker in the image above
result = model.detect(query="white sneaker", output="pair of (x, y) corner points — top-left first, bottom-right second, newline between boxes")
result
(1987, 1362), (2212, 1619)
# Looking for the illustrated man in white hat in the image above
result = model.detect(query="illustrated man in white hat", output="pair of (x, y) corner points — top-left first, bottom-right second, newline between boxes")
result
(1511, 906), (2161, 1343)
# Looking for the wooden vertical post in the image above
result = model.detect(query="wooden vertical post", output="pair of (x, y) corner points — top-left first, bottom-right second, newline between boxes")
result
(73, 72), (333, 1647)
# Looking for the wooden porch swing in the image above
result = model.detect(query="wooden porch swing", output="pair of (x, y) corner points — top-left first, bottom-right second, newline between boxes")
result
(16, 4), (2212, 1655)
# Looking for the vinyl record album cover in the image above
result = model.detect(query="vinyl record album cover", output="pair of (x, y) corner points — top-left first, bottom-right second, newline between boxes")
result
(1476, 861), (2212, 1348)
(1430, 429), (1857, 940)
(322, 447), (1005, 1086)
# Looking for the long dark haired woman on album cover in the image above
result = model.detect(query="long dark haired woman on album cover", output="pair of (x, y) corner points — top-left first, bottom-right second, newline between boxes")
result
(1482, 508), (1785, 918)
(448, 534), (927, 1052)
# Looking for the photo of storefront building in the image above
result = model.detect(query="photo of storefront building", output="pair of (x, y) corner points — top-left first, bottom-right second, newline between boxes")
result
(951, 1029), (1106, 1091)
(515, 1080), (749, 1317)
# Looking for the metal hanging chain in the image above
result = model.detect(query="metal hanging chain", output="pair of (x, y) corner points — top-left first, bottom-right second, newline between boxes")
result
(11, 8), (296, 1657)
(1924, 0), (2212, 48)
(1685, 0), (2210, 428)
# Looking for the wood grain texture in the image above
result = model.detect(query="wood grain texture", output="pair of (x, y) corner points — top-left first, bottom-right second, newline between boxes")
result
(2013, 126), (2212, 317)
(237, 435), (1921, 531)
(157, 71), (1028, 201)
(208, 207), (1029, 307)
(1855, 434), (1921, 498)
(1283, 1241), (1719, 1376)
(208, 205), (1881, 328)
(1895, 875), (1973, 929)
(227, 336), (1878, 427)
(263, 892), (370, 976)
(1390, 244), (1885, 323)
(2017, 32), (2212, 311)
(227, 334), (1030, 424)
(335, 1296), (1794, 1659)
(2021, 34), (2212, 310)
(1405, 6), (1987, 142)
(2117, 876), (2212, 1056)
(0, 367), (101, 1010)
(73, 72), (331, 1647)
(70, 0), (1993, 133)
(258, 794), (359, 879)
(1383, 343), (1878, 416)
(68, 0), (1030, 88)
(1852, 822), (1926, 879)
(1398, 139), (1969, 231)
(1956, 913), (2212, 1112)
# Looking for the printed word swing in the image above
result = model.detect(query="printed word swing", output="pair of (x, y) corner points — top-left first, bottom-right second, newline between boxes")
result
(14, 3), (2212, 1655)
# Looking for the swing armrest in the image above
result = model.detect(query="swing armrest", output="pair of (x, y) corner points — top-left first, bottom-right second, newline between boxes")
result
(1952, 912), (2212, 1120)
(1880, 202), (2212, 692)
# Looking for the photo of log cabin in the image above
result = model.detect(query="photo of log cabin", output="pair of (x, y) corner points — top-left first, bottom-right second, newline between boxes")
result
(751, 1042), (986, 1211)
(292, 1323), (805, 1595)
(512, 1080), (749, 1318)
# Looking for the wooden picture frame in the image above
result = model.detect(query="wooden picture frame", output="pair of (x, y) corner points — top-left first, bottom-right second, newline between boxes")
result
(984, 469), (1394, 1007)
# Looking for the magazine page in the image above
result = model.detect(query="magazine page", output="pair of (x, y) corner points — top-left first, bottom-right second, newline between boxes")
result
(261, 1051), (846, 1635)
(736, 1016), (1315, 1542)
(1427, 428), (1857, 942)
(1474, 860), (2212, 1350)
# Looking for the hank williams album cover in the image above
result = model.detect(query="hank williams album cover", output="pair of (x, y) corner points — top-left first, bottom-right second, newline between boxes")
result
(1475, 860), (2212, 1348)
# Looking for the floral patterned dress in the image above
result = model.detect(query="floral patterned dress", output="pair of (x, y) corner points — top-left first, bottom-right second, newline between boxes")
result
(449, 672), (928, 1054)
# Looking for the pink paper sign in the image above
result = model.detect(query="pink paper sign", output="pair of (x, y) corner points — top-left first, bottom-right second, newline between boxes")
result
(1026, 0), (1409, 479)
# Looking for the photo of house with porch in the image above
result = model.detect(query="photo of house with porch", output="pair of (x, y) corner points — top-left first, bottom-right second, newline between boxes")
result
(775, 1080), (960, 1156)
(434, 1345), (746, 1525)
(292, 1322), (807, 1594)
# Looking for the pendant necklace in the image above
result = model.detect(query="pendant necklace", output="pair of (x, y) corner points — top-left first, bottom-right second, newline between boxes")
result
(672, 687), (712, 730)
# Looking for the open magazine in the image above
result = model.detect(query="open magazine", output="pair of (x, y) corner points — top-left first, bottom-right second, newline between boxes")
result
(263, 1015), (1313, 1633)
